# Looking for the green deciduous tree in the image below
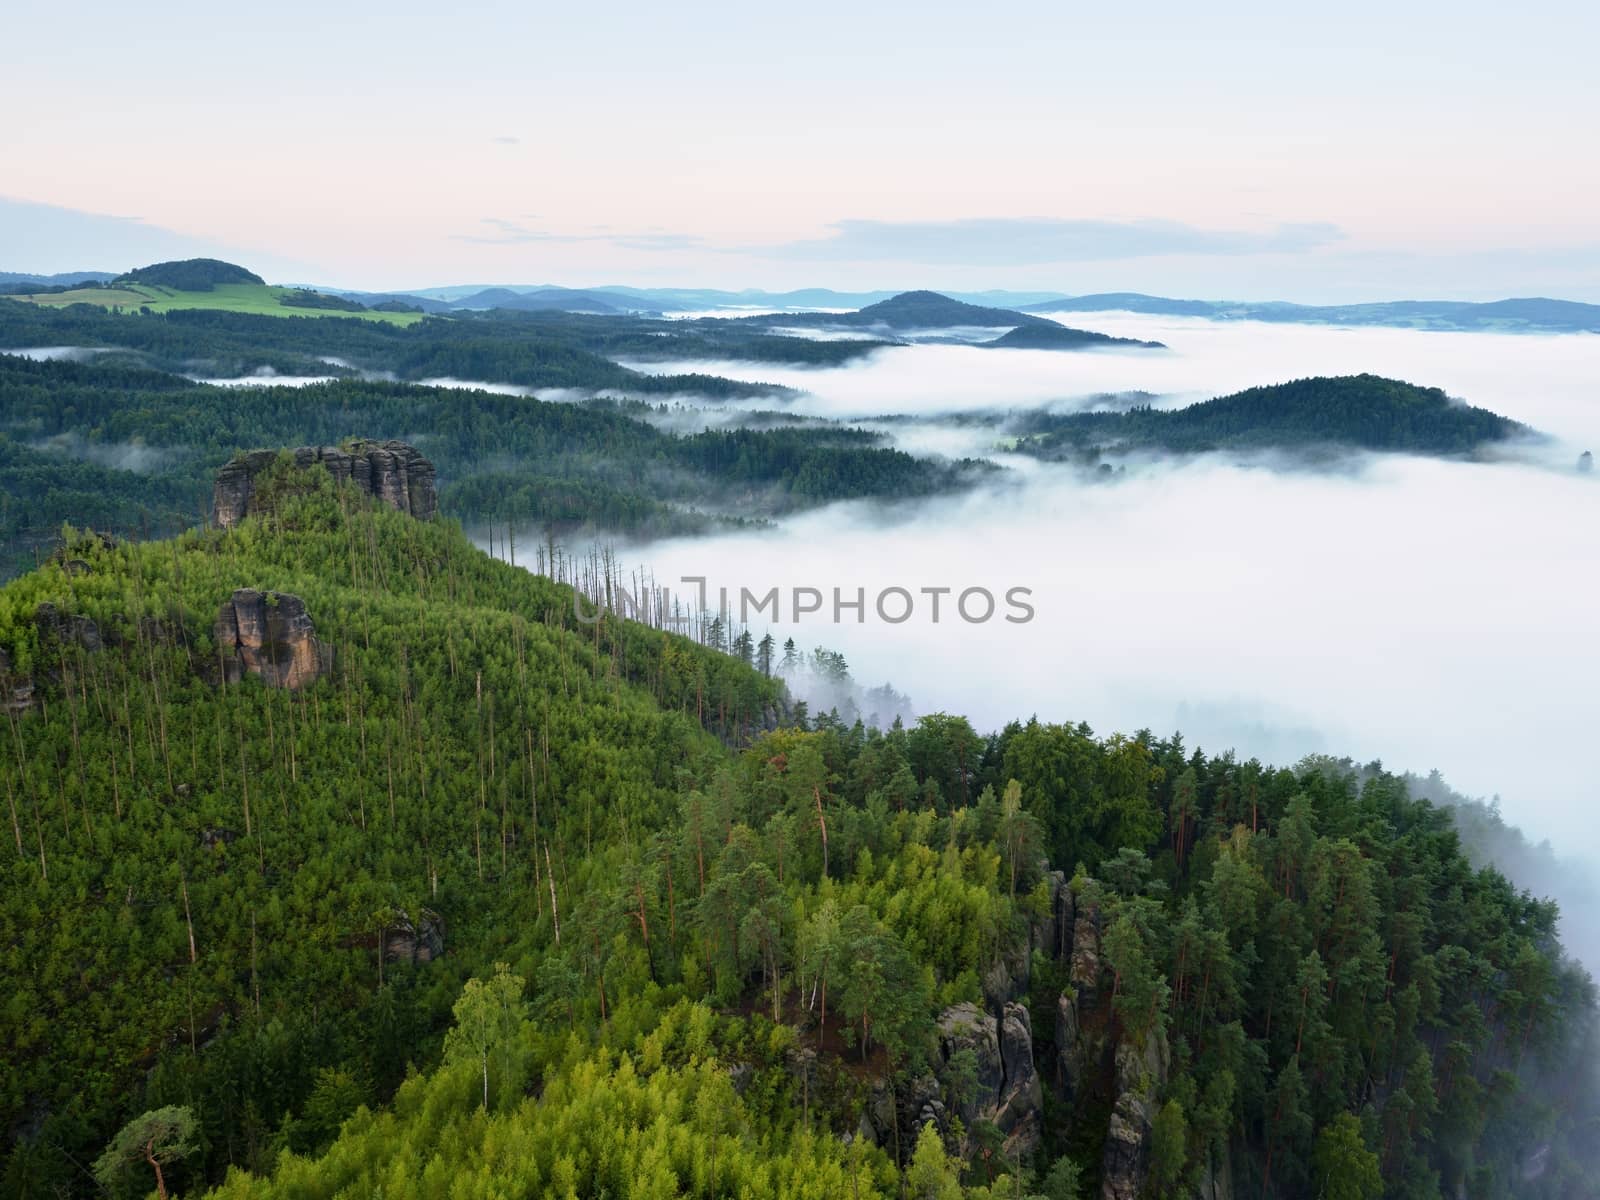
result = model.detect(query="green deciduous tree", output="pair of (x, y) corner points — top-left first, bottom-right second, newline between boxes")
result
(1312, 1113), (1381, 1200)
(443, 962), (528, 1109)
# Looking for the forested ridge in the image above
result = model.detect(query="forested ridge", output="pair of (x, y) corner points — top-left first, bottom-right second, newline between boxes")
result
(1014, 375), (1526, 459)
(0, 470), (1595, 1199)
(0, 354), (989, 577)
(0, 297), (878, 384)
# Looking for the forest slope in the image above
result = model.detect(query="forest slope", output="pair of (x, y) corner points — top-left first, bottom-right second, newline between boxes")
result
(1, 473), (1595, 1199)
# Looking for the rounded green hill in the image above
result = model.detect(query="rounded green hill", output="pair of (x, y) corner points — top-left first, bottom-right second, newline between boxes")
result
(114, 258), (265, 291)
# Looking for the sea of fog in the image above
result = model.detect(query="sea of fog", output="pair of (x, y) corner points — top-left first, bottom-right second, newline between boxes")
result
(594, 314), (1599, 856)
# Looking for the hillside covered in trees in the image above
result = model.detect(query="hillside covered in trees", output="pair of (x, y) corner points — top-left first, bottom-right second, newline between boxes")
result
(739, 291), (1161, 347)
(0, 291), (883, 382)
(1013, 375), (1527, 460)
(0, 468), (1595, 1199)
(0, 353), (991, 577)
(113, 260), (266, 292)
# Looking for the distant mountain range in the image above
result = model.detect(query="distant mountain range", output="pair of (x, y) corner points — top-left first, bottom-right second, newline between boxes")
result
(377, 285), (1600, 333)
(0, 270), (114, 287)
(10, 260), (1600, 332)
(1019, 293), (1600, 334)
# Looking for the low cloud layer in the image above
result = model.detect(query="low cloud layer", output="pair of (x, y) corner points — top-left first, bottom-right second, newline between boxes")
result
(599, 315), (1600, 854)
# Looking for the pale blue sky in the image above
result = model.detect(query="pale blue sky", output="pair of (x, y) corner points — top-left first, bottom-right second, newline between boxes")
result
(3, 0), (1596, 298)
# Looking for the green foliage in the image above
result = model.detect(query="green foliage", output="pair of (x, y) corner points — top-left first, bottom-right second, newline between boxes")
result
(1314, 1113), (1383, 1200)
(905, 1121), (963, 1200)
(116, 259), (266, 292)
(203, 1005), (897, 1200)
(443, 963), (529, 1108)
(0, 477), (1596, 1200)
(93, 1105), (197, 1197)
(1148, 1099), (1188, 1194)
(0, 351), (986, 576)
(1039, 1155), (1082, 1200)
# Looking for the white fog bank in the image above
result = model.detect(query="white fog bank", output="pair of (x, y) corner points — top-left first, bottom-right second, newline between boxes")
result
(577, 316), (1600, 854)
(582, 453), (1596, 851)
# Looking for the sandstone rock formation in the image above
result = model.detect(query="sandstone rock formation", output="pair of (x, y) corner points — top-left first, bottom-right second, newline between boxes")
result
(995, 1002), (1044, 1153)
(938, 1001), (1003, 1126)
(982, 936), (1032, 1009)
(1069, 890), (1103, 994)
(0, 646), (34, 716)
(934, 1000), (1044, 1157)
(1100, 1024), (1172, 1200)
(213, 589), (331, 689)
(34, 602), (103, 652)
(213, 439), (438, 527)
(1034, 869), (1072, 961)
(382, 908), (444, 964)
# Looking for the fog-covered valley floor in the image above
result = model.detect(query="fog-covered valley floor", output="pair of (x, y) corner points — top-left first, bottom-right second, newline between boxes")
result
(595, 314), (1599, 856)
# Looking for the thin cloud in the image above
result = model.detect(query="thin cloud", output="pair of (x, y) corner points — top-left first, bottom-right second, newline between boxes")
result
(758, 217), (1346, 264)
(453, 218), (704, 251)
(491, 136), (520, 145)
(0, 194), (312, 279)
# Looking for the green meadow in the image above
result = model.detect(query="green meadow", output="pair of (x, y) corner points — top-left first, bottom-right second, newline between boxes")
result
(13, 282), (422, 325)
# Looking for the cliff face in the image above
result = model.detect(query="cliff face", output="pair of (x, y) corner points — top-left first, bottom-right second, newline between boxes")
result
(382, 909), (444, 965)
(935, 1000), (1045, 1156)
(825, 869), (1220, 1199)
(1100, 1024), (1172, 1200)
(213, 589), (330, 690)
(213, 440), (438, 527)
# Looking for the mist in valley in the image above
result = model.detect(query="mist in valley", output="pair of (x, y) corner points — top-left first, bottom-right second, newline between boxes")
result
(520, 313), (1600, 961)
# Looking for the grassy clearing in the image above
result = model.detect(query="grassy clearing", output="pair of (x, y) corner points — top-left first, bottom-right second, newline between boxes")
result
(13, 282), (423, 326)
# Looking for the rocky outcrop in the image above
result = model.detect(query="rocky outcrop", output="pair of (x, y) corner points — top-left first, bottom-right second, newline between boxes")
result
(934, 1000), (1044, 1157)
(1056, 885), (1110, 1100)
(905, 1074), (948, 1138)
(0, 646), (34, 715)
(1069, 889), (1103, 993)
(213, 439), (438, 527)
(1035, 870), (1073, 961)
(200, 827), (241, 850)
(382, 908), (444, 964)
(213, 589), (331, 690)
(938, 1002), (1003, 1126)
(1100, 1025), (1171, 1200)
(856, 1079), (898, 1147)
(982, 937), (1032, 1009)
(34, 602), (102, 653)
(1055, 990), (1084, 1098)
(1581, 450), (1594, 474)
(996, 1003), (1044, 1154)
(51, 531), (118, 575)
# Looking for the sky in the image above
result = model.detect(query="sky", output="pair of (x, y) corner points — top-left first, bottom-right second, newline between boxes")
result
(3, 0), (1598, 299)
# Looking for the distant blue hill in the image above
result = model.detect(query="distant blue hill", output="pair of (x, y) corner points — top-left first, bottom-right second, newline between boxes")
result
(1019, 293), (1600, 333)
(0, 270), (115, 287)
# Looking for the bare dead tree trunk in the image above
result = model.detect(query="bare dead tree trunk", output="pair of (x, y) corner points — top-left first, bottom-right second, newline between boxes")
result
(181, 875), (197, 963)
(545, 843), (561, 944)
